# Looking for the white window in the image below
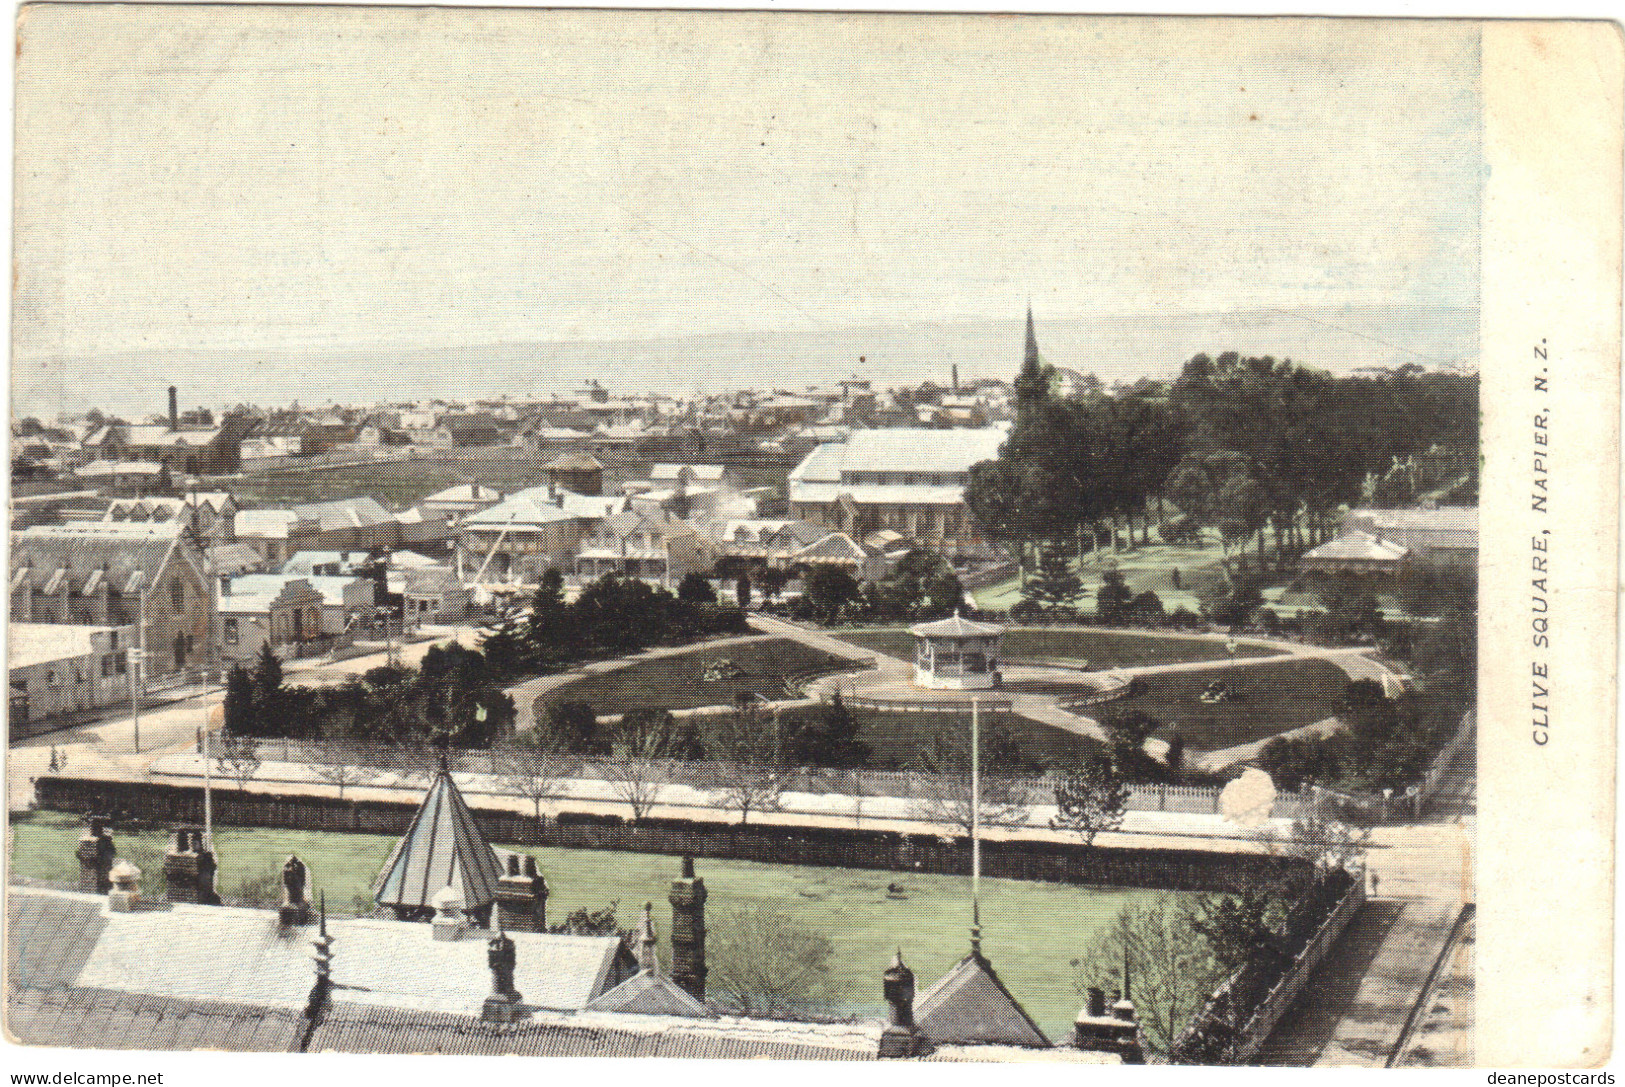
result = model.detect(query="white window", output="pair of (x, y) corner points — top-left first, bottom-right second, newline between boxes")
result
(224, 618), (239, 645)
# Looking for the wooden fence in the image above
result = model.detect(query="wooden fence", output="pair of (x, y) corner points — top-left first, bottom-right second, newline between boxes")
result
(189, 737), (1312, 819)
(32, 774), (1309, 896)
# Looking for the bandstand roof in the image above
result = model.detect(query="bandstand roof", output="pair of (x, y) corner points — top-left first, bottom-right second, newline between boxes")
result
(908, 612), (1004, 640)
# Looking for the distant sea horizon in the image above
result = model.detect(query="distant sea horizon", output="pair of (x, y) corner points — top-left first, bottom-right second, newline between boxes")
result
(14, 306), (1477, 423)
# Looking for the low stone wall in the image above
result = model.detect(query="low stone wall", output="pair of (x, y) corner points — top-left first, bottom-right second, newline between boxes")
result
(33, 775), (1305, 895)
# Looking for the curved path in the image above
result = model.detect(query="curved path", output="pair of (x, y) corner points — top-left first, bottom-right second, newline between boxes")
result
(756, 615), (1407, 757)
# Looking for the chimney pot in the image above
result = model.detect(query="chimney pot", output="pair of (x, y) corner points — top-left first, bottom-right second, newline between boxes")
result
(108, 859), (143, 912)
(482, 929), (527, 1022)
(1087, 986), (1106, 1018)
(431, 884), (469, 941)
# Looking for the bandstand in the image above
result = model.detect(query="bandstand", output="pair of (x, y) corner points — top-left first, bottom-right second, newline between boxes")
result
(909, 612), (1005, 690)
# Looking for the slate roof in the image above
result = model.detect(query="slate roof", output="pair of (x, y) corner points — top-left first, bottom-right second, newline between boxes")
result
(10, 522), (189, 595)
(206, 542), (267, 576)
(915, 950), (1051, 1048)
(227, 573), (373, 609)
(373, 769), (505, 913)
(5, 889), (1117, 1063)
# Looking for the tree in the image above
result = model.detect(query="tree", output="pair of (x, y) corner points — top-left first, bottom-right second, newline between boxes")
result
(1020, 544), (1084, 616)
(223, 664), (257, 736)
(709, 704), (785, 825)
(757, 566), (791, 604)
(784, 692), (870, 768)
(527, 568), (570, 651)
(535, 700), (609, 756)
(1189, 883), (1287, 974)
(1095, 565), (1135, 624)
(216, 734), (261, 792)
(1051, 751), (1130, 847)
(707, 905), (835, 1019)
(1267, 811), (1369, 873)
(252, 642), (284, 701)
(735, 573), (752, 610)
(599, 754), (665, 823)
(909, 715), (1031, 836)
(313, 761), (378, 801)
(804, 565), (862, 615)
(677, 572), (717, 604)
(613, 706), (705, 760)
(1073, 894), (1228, 1058)
(498, 745), (569, 825)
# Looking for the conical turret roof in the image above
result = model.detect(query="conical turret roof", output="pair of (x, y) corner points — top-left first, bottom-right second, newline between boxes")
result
(373, 766), (503, 913)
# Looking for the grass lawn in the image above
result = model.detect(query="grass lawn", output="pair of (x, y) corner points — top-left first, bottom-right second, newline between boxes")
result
(772, 704), (1101, 770)
(1116, 659), (1350, 752)
(543, 638), (859, 715)
(228, 456), (551, 508)
(830, 627), (1281, 670)
(9, 811), (1171, 1039)
(972, 537), (1236, 613)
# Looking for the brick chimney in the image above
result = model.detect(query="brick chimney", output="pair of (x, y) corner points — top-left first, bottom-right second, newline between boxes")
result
(77, 814), (116, 893)
(668, 856), (707, 1001)
(1071, 985), (1145, 1064)
(168, 386), (179, 431)
(162, 825), (220, 905)
(495, 853), (548, 932)
(878, 949), (932, 1058)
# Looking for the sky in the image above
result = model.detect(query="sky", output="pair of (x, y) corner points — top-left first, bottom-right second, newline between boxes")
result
(11, 10), (1482, 418)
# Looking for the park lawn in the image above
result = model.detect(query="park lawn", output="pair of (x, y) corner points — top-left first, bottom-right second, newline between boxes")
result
(1115, 658), (1350, 752)
(769, 704), (1101, 770)
(543, 638), (859, 715)
(830, 627), (1280, 670)
(972, 537), (1236, 613)
(8, 811), (1172, 1040)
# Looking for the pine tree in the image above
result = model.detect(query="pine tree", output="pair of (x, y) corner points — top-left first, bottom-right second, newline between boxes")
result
(1021, 544), (1084, 615)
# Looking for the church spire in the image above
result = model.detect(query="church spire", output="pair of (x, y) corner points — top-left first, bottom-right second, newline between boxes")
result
(1023, 304), (1040, 376)
(1014, 304), (1049, 412)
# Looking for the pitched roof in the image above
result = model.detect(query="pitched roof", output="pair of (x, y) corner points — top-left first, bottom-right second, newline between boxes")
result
(373, 768), (505, 913)
(1302, 530), (1410, 565)
(909, 613), (1004, 639)
(10, 522), (189, 595)
(9, 987), (306, 1053)
(421, 483), (506, 505)
(793, 428), (1006, 481)
(543, 451), (606, 471)
(8, 623), (124, 670)
(290, 497), (397, 532)
(460, 490), (583, 530)
(584, 971), (714, 1018)
(915, 949), (1051, 1048)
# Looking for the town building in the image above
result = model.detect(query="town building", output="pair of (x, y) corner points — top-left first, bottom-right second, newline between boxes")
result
(788, 428), (1006, 560)
(9, 522), (214, 674)
(575, 510), (716, 588)
(217, 578), (330, 662)
(7, 622), (133, 736)
(455, 488), (598, 583)
(419, 483), (506, 526)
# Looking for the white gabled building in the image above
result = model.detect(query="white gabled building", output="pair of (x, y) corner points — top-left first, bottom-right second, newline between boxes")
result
(787, 428), (1006, 559)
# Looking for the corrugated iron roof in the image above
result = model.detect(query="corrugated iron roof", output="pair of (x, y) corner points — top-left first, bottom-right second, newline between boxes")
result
(9, 987), (305, 1053)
